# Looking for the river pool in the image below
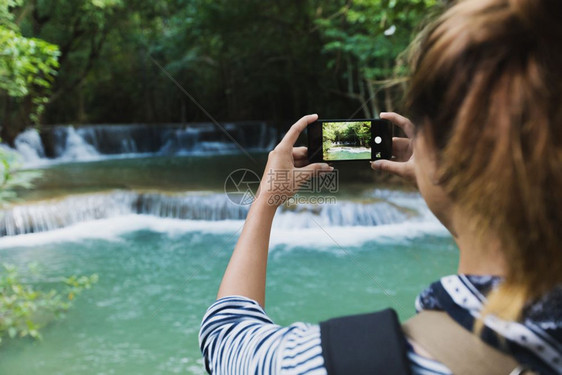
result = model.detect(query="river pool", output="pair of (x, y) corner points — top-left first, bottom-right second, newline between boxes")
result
(0, 154), (458, 375)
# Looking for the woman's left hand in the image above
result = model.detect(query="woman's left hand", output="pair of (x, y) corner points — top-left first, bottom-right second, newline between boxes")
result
(258, 114), (333, 207)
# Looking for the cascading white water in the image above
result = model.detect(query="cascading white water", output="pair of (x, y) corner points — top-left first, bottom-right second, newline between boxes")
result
(0, 190), (425, 236)
(57, 126), (101, 161)
(14, 129), (46, 162)
(10, 122), (277, 165)
(272, 201), (410, 229)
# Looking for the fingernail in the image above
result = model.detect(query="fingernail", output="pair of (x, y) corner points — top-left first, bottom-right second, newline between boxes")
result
(371, 160), (383, 169)
(380, 112), (387, 116)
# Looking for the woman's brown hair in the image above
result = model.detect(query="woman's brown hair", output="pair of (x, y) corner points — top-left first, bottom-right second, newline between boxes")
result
(407, 0), (562, 322)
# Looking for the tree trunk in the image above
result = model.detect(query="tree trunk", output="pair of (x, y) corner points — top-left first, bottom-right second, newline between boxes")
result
(366, 80), (379, 118)
(180, 100), (186, 125)
(383, 60), (394, 112)
(358, 78), (371, 118)
(384, 85), (393, 113)
(221, 60), (234, 119)
(142, 53), (154, 122)
(1, 95), (13, 145)
(1, 97), (27, 146)
(77, 84), (85, 123)
(346, 56), (354, 95)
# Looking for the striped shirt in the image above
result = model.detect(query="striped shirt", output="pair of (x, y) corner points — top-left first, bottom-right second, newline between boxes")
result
(199, 295), (451, 374)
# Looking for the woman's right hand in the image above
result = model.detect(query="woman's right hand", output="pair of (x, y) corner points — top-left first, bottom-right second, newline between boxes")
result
(370, 112), (417, 186)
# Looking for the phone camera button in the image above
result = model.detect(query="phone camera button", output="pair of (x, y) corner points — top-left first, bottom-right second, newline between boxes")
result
(374, 136), (382, 144)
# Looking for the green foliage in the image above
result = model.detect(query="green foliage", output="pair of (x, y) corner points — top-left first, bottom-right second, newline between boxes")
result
(0, 0), (23, 29)
(0, 145), (95, 345)
(316, 0), (442, 115)
(318, 0), (439, 73)
(0, 0), (59, 127)
(0, 27), (59, 97)
(0, 263), (98, 344)
(0, 147), (40, 204)
(1, 1), (448, 130)
(0, 27), (59, 122)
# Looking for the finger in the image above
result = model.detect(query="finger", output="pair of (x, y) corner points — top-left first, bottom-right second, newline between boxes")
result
(370, 159), (415, 181)
(392, 137), (412, 161)
(294, 159), (309, 168)
(300, 162), (333, 173)
(292, 163), (333, 190)
(380, 112), (415, 139)
(292, 146), (308, 160)
(278, 114), (318, 150)
(292, 147), (309, 167)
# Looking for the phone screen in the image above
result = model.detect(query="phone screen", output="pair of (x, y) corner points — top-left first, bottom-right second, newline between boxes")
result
(308, 119), (392, 163)
(322, 121), (372, 161)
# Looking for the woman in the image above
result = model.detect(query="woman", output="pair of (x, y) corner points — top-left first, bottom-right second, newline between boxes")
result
(199, 0), (562, 373)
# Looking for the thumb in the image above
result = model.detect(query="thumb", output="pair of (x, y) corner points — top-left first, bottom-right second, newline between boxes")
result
(302, 163), (333, 172)
(371, 160), (410, 178)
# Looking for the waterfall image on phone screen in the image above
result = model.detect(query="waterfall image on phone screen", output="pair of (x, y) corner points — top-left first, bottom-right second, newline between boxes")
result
(322, 121), (371, 160)
(322, 121), (371, 161)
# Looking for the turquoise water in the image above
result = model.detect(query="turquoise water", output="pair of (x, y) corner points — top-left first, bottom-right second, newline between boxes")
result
(0, 155), (458, 374)
(17, 154), (400, 201)
(0, 225), (457, 375)
(324, 147), (371, 161)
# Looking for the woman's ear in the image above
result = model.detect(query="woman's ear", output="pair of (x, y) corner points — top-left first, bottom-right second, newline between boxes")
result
(414, 129), (457, 234)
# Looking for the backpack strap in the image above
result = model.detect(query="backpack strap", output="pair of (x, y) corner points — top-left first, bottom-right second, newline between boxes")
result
(402, 310), (537, 375)
(319, 308), (411, 375)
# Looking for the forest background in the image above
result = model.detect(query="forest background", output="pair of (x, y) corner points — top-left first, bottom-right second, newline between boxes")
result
(0, 0), (448, 145)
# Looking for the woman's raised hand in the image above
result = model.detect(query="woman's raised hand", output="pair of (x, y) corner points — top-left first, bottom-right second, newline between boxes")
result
(259, 114), (332, 207)
(371, 112), (417, 186)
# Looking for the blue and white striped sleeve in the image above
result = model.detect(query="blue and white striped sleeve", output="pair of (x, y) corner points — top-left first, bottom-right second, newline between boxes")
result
(199, 295), (327, 375)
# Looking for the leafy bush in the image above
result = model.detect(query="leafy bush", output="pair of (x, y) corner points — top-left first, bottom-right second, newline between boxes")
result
(0, 147), (41, 205)
(0, 263), (98, 344)
(0, 0), (60, 125)
(0, 134), (97, 346)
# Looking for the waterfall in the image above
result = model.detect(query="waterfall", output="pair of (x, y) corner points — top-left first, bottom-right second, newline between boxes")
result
(0, 190), (423, 237)
(56, 127), (100, 161)
(11, 122), (277, 164)
(273, 202), (410, 229)
(14, 129), (46, 162)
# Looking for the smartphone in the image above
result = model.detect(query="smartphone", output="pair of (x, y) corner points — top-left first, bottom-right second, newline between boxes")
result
(307, 119), (392, 163)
